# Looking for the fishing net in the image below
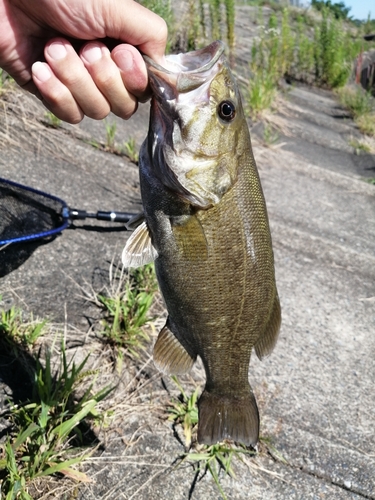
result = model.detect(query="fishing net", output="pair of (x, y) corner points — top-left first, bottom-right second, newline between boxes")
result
(0, 177), (69, 246)
(0, 177), (135, 277)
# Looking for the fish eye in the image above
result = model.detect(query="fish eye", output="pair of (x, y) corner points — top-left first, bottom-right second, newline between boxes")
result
(218, 100), (236, 122)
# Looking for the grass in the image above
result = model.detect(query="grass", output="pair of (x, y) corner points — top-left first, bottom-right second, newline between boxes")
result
(122, 137), (139, 163)
(262, 123), (280, 147)
(168, 0), (236, 54)
(104, 119), (117, 150)
(0, 69), (14, 93)
(338, 86), (375, 137)
(140, 0), (174, 53)
(348, 137), (373, 155)
(43, 111), (62, 128)
(247, 5), (367, 119)
(0, 259), (160, 498)
(93, 263), (158, 363)
(0, 333), (112, 499)
(0, 306), (47, 349)
(86, 121), (139, 162)
(168, 375), (200, 448)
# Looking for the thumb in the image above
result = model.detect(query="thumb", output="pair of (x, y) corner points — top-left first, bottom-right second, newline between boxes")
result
(103, 0), (168, 63)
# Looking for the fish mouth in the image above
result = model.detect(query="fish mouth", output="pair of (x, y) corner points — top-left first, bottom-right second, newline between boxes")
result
(144, 40), (225, 99)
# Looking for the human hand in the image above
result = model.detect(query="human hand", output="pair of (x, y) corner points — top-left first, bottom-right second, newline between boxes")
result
(0, 0), (167, 123)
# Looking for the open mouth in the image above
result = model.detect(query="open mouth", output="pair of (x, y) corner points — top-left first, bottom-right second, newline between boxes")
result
(144, 41), (225, 95)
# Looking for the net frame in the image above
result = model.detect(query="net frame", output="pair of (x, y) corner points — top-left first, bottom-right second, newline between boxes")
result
(0, 177), (69, 246)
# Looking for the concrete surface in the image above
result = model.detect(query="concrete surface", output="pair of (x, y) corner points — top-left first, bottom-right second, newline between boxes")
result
(0, 4), (375, 499)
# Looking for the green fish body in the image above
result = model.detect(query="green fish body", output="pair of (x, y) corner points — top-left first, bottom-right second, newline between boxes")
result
(123, 41), (281, 446)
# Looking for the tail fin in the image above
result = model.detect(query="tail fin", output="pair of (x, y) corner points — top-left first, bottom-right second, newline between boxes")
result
(197, 389), (259, 446)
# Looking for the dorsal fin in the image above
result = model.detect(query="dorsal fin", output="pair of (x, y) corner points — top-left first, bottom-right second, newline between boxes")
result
(255, 294), (281, 360)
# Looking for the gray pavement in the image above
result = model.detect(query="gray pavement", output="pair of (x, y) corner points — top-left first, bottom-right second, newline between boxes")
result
(1, 5), (375, 499)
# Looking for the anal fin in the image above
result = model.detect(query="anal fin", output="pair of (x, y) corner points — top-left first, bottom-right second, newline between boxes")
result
(255, 293), (281, 360)
(153, 320), (195, 375)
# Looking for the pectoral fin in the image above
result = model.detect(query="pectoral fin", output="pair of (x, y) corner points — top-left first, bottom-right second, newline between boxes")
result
(172, 215), (208, 261)
(153, 319), (196, 375)
(255, 293), (281, 360)
(122, 221), (158, 268)
(125, 212), (146, 231)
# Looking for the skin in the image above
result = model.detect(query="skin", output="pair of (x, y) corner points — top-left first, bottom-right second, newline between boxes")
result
(0, 0), (167, 123)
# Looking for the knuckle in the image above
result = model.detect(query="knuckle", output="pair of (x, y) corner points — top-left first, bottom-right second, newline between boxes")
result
(157, 19), (168, 44)
(86, 106), (110, 121)
(94, 68), (119, 89)
(113, 100), (138, 121)
(61, 72), (84, 88)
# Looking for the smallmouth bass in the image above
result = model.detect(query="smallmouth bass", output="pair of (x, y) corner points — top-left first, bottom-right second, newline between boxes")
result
(122, 41), (281, 446)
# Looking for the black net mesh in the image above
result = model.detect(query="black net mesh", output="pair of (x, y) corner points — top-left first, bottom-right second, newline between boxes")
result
(0, 178), (67, 246)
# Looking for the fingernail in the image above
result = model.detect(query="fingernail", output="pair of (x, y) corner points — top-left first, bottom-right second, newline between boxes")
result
(32, 62), (52, 83)
(113, 49), (134, 72)
(47, 41), (67, 61)
(82, 44), (103, 64)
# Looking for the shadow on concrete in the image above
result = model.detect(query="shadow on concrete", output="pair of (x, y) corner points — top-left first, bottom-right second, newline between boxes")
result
(0, 239), (53, 278)
(0, 222), (129, 277)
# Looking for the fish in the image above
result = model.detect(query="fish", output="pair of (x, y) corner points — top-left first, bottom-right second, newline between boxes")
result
(122, 40), (281, 446)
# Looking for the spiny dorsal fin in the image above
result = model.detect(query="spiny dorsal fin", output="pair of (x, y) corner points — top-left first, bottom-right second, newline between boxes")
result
(153, 320), (195, 375)
(122, 221), (158, 268)
(255, 293), (281, 360)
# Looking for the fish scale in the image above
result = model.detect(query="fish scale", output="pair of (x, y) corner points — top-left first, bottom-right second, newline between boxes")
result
(122, 41), (281, 446)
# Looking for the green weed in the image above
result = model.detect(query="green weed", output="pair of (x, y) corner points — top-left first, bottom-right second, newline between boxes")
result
(338, 86), (374, 117)
(355, 114), (375, 136)
(338, 86), (375, 136)
(104, 119), (117, 150)
(247, 68), (277, 120)
(43, 111), (62, 128)
(0, 69), (13, 91)
(0, 307), (47, 349)
(171, 0), (235, 53)
(122, 137), (139, 163)
(263, 123), (280, 146)
(139, 0), (174, 52)
(348, 137), (373, 155)
(247, 4), (367, 118)
(168, 375), (199, 448)
(224, 0), (236, 50)
(183, 443), (255, 500)
(247, 9), (294, 118)
(0, 343), (112, 498)
(96, 264), (157, 359)
(313, 9), (352, 88)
